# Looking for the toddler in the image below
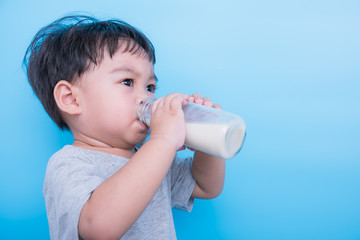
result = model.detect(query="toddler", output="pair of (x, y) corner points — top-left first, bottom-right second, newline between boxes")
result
(23, 15), (225, 240)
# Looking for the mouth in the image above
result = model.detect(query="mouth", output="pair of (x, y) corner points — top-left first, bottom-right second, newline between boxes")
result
(137, 119), (149, 130)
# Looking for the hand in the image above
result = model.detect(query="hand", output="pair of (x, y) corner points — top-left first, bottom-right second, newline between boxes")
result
(188, 93), (222, 110)
(149, 93), (189, 150)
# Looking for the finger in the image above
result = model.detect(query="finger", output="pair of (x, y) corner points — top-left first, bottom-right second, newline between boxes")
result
(195, 98), (204, 105)
(164, 93), (188, 103)
(203, 97), (212, 107)
(169, 95), (186, 113)
(161, 93), (178, 111)
(192, 93), (202, 99)
(182, 94), (190, 105)
(163, 93), (188, 112)
(187, 96), (195, 103)
(192, 93), (204, 105)
(213, 104), (222, 110)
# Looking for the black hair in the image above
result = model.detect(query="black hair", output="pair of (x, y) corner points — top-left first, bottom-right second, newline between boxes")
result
(23, 15), (156, 130)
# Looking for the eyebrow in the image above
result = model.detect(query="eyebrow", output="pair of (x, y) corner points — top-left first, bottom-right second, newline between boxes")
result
(110, 66), (158, 81)
(110, 66), (136, 74)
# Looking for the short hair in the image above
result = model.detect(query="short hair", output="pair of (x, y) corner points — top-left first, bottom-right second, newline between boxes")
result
(23, 15), (156, 130)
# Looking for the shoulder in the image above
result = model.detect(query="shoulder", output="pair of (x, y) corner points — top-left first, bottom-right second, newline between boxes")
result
(45, 145), (92, 175)
(48, 145), (87, 163)
(44, 145), (129, 186)
(44, 145), (94, 185)
(47, 145), (127, 169)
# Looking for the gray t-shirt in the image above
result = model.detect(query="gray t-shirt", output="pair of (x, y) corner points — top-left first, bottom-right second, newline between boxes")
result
(43, 145), (196, 240)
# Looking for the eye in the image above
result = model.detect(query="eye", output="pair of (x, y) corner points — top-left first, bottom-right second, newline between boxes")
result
(146, 84), (156, 93)
(121, 79), (133, 87)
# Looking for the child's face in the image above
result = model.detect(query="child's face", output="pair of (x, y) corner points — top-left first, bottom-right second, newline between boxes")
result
(74, 46), (156, 150)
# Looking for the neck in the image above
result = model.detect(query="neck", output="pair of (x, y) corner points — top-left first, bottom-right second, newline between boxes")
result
(72, 138), (136, 158)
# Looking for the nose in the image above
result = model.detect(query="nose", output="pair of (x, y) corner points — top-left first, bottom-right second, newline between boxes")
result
(135, 91), (153, 106)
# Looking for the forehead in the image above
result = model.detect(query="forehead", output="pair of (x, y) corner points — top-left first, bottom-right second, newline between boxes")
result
(102, 39), (153, 65)
(80, 39), (148, 68)
(105, 47), (154, 72)
(82, 45), (155, 80)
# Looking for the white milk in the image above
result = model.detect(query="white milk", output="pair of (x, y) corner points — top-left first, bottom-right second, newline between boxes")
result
(184, 120), (246, 159)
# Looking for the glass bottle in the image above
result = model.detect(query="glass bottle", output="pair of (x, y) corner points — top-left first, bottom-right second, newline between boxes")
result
(137, 98), (246, 159)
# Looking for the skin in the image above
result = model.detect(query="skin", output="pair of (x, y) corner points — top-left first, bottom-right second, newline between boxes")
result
(53, 45), (225, 240)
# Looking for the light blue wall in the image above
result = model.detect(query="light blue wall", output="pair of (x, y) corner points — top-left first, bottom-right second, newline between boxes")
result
(1, 0), (359, 239)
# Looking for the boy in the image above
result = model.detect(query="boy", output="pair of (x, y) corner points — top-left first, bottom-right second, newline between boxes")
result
(24, 15), (225, 239)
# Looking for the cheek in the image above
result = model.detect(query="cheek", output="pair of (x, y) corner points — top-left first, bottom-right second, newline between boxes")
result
(80, 86), (135, 126)
(81, 92), (114, 121)
(104, 101), (133, 123)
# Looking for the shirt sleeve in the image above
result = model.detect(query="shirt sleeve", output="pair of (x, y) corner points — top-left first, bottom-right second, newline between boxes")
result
(170, 155), (196, 212)
(43, 150), (104, 240)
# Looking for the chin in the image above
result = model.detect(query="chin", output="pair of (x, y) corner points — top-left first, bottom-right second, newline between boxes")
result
(135, 132), (149, 145)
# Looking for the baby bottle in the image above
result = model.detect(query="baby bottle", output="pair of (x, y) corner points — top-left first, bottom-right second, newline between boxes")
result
(137, 98), (246, 159)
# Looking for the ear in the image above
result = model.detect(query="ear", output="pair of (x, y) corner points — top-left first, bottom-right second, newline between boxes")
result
(54, 80), (81, 115)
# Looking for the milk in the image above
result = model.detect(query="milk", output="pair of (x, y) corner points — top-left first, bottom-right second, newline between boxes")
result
(137, 97), (246, 159)
(185, 121), (246, 159)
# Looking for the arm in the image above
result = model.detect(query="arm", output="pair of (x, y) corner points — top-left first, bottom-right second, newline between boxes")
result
(192, 151), (225, 199)
(78, 94), (188, 240)
(188, 94), (226, 199)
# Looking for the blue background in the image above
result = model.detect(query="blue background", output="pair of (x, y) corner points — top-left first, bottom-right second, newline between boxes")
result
(1, 0), (359, 239)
